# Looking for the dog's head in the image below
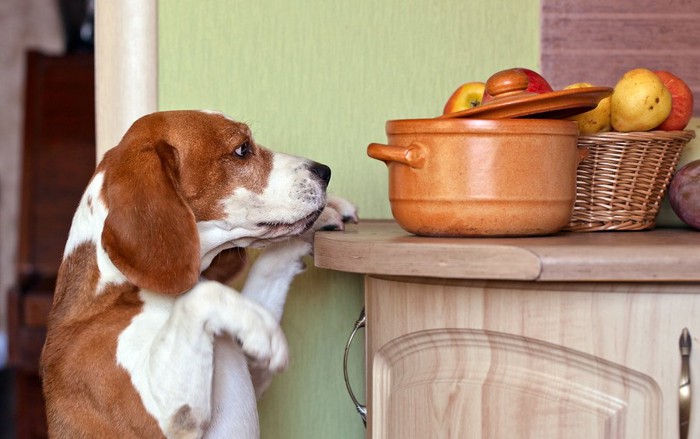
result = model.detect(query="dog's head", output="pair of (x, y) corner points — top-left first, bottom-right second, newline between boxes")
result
(98, 110), (330, 294)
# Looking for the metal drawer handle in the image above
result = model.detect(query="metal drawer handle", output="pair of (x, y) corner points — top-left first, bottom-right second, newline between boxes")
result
(680, 328), (692, 439)
(343, 307), (367, 426)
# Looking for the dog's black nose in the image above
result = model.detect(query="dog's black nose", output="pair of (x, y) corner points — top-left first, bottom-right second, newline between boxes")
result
(309, 162), (331, 187)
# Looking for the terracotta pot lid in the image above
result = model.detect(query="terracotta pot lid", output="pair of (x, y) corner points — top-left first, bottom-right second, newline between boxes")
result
(438, 68), (613, 120)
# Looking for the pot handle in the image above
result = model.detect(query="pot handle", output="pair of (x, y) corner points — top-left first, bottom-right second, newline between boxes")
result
(367, 143), (426, 169)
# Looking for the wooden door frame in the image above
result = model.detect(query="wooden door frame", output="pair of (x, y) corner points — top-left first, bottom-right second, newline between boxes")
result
(94, 0), (158, 161)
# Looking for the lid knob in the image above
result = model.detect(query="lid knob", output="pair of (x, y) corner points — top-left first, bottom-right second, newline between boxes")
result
(485, 68), (531, 100)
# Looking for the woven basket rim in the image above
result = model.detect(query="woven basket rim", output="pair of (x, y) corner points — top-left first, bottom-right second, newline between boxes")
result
(578, 129), (695, 143)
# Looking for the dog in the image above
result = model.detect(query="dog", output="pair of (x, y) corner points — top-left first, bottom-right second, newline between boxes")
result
(40, 110), (358, 438)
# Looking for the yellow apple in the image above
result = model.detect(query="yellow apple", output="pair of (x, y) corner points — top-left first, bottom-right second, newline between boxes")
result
(610, 68), (672, 132)
(564, 82), (611, 135)
(443, 82), (486, 114)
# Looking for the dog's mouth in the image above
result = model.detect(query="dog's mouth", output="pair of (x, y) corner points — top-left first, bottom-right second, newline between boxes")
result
(257, 208), (322, 238)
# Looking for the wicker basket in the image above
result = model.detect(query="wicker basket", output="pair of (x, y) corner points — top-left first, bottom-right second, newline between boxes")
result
(564, 130), (696, 232)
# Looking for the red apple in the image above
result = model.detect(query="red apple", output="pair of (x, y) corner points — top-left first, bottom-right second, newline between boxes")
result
(520, 68), (554, 94)
(654, 70), (694, 131)
(481, 68), (553, 103)
(442, 82), (486, 114)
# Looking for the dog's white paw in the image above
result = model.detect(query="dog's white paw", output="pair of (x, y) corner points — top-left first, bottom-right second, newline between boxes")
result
(182, 280), (291, 372)
(313, 195), (359, 232)
(237, 303), (289, 373)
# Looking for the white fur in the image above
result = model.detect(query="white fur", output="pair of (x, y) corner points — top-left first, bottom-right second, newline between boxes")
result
(63, 172), (104, 256)
(116, 280), (288, 438)
(63, 171), (128, 292)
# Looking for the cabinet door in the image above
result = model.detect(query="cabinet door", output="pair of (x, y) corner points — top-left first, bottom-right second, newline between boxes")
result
(366, 276), (700, 439)
(372, 329), (659, 439)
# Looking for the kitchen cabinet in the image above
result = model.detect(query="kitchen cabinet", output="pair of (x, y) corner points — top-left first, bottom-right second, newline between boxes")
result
(314, 221), (700, 438)
(8, 50), (96, 439)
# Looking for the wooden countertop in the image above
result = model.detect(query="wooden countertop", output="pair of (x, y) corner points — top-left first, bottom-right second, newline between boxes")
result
(313, 220), (700, 282)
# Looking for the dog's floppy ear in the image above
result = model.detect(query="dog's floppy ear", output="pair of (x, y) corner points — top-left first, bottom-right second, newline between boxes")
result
(101, 140), (200, 294)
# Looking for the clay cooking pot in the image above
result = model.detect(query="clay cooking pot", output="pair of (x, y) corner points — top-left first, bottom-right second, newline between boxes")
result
(367, 118), (585, 236)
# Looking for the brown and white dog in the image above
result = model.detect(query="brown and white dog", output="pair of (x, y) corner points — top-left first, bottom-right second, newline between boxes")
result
(40, 110), (358, 438)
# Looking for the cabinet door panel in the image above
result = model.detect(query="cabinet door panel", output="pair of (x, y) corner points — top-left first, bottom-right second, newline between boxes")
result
(373, 329), (660, 439)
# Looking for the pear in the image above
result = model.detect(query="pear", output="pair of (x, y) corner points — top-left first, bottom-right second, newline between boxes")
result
(564, 82), (611, 135)
(611, 68), (672, 132)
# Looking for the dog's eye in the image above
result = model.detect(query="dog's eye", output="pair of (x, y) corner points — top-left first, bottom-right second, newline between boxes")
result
(234, 141), (252, 158)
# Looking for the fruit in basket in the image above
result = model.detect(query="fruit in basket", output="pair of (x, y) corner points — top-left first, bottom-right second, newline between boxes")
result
(481, 68), (553, 103)
(443, 82), (486, 114)
(669, 159), (700, 230)
(564, 82), (612, 135)
(654, 70), (694, 131)
(610, 68), (672, 132)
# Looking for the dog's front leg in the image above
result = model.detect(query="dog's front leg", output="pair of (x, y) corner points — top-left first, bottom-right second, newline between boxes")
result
(238, 239), (311, 399)
(240, 198), (359, 397)
(240, 195), (358, 319)
(240, 195), (359, 318)
(118, 281), (287, 439)
(242, 239), (312, 320)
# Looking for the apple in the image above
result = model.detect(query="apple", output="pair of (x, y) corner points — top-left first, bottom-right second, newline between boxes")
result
(669, 159), (700, 230)
(481, 68), (553, 103)
(564, 82), (612, 135)
(654, 70), (694, 131)
(519, 68), (554, 94)
(442, 82), (486, 114)
(610, 68), (672, 132)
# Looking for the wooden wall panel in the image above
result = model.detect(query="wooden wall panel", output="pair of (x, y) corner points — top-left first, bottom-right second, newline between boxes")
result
(541, 1), (700, 115)
(544, 0), (700, 14)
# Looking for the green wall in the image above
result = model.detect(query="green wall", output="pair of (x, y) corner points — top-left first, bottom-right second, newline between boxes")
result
(159, 1), (540, 437)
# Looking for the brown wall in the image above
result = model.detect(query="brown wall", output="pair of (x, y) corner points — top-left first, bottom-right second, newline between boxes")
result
(541, 0), (700, 115)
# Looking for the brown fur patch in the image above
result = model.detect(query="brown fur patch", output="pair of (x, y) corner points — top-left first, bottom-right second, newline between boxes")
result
(202, 247), (248, 283)
(165, 111), (274, 221)
(41, 243), (164, 438)
(167, 404), (203, 437)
